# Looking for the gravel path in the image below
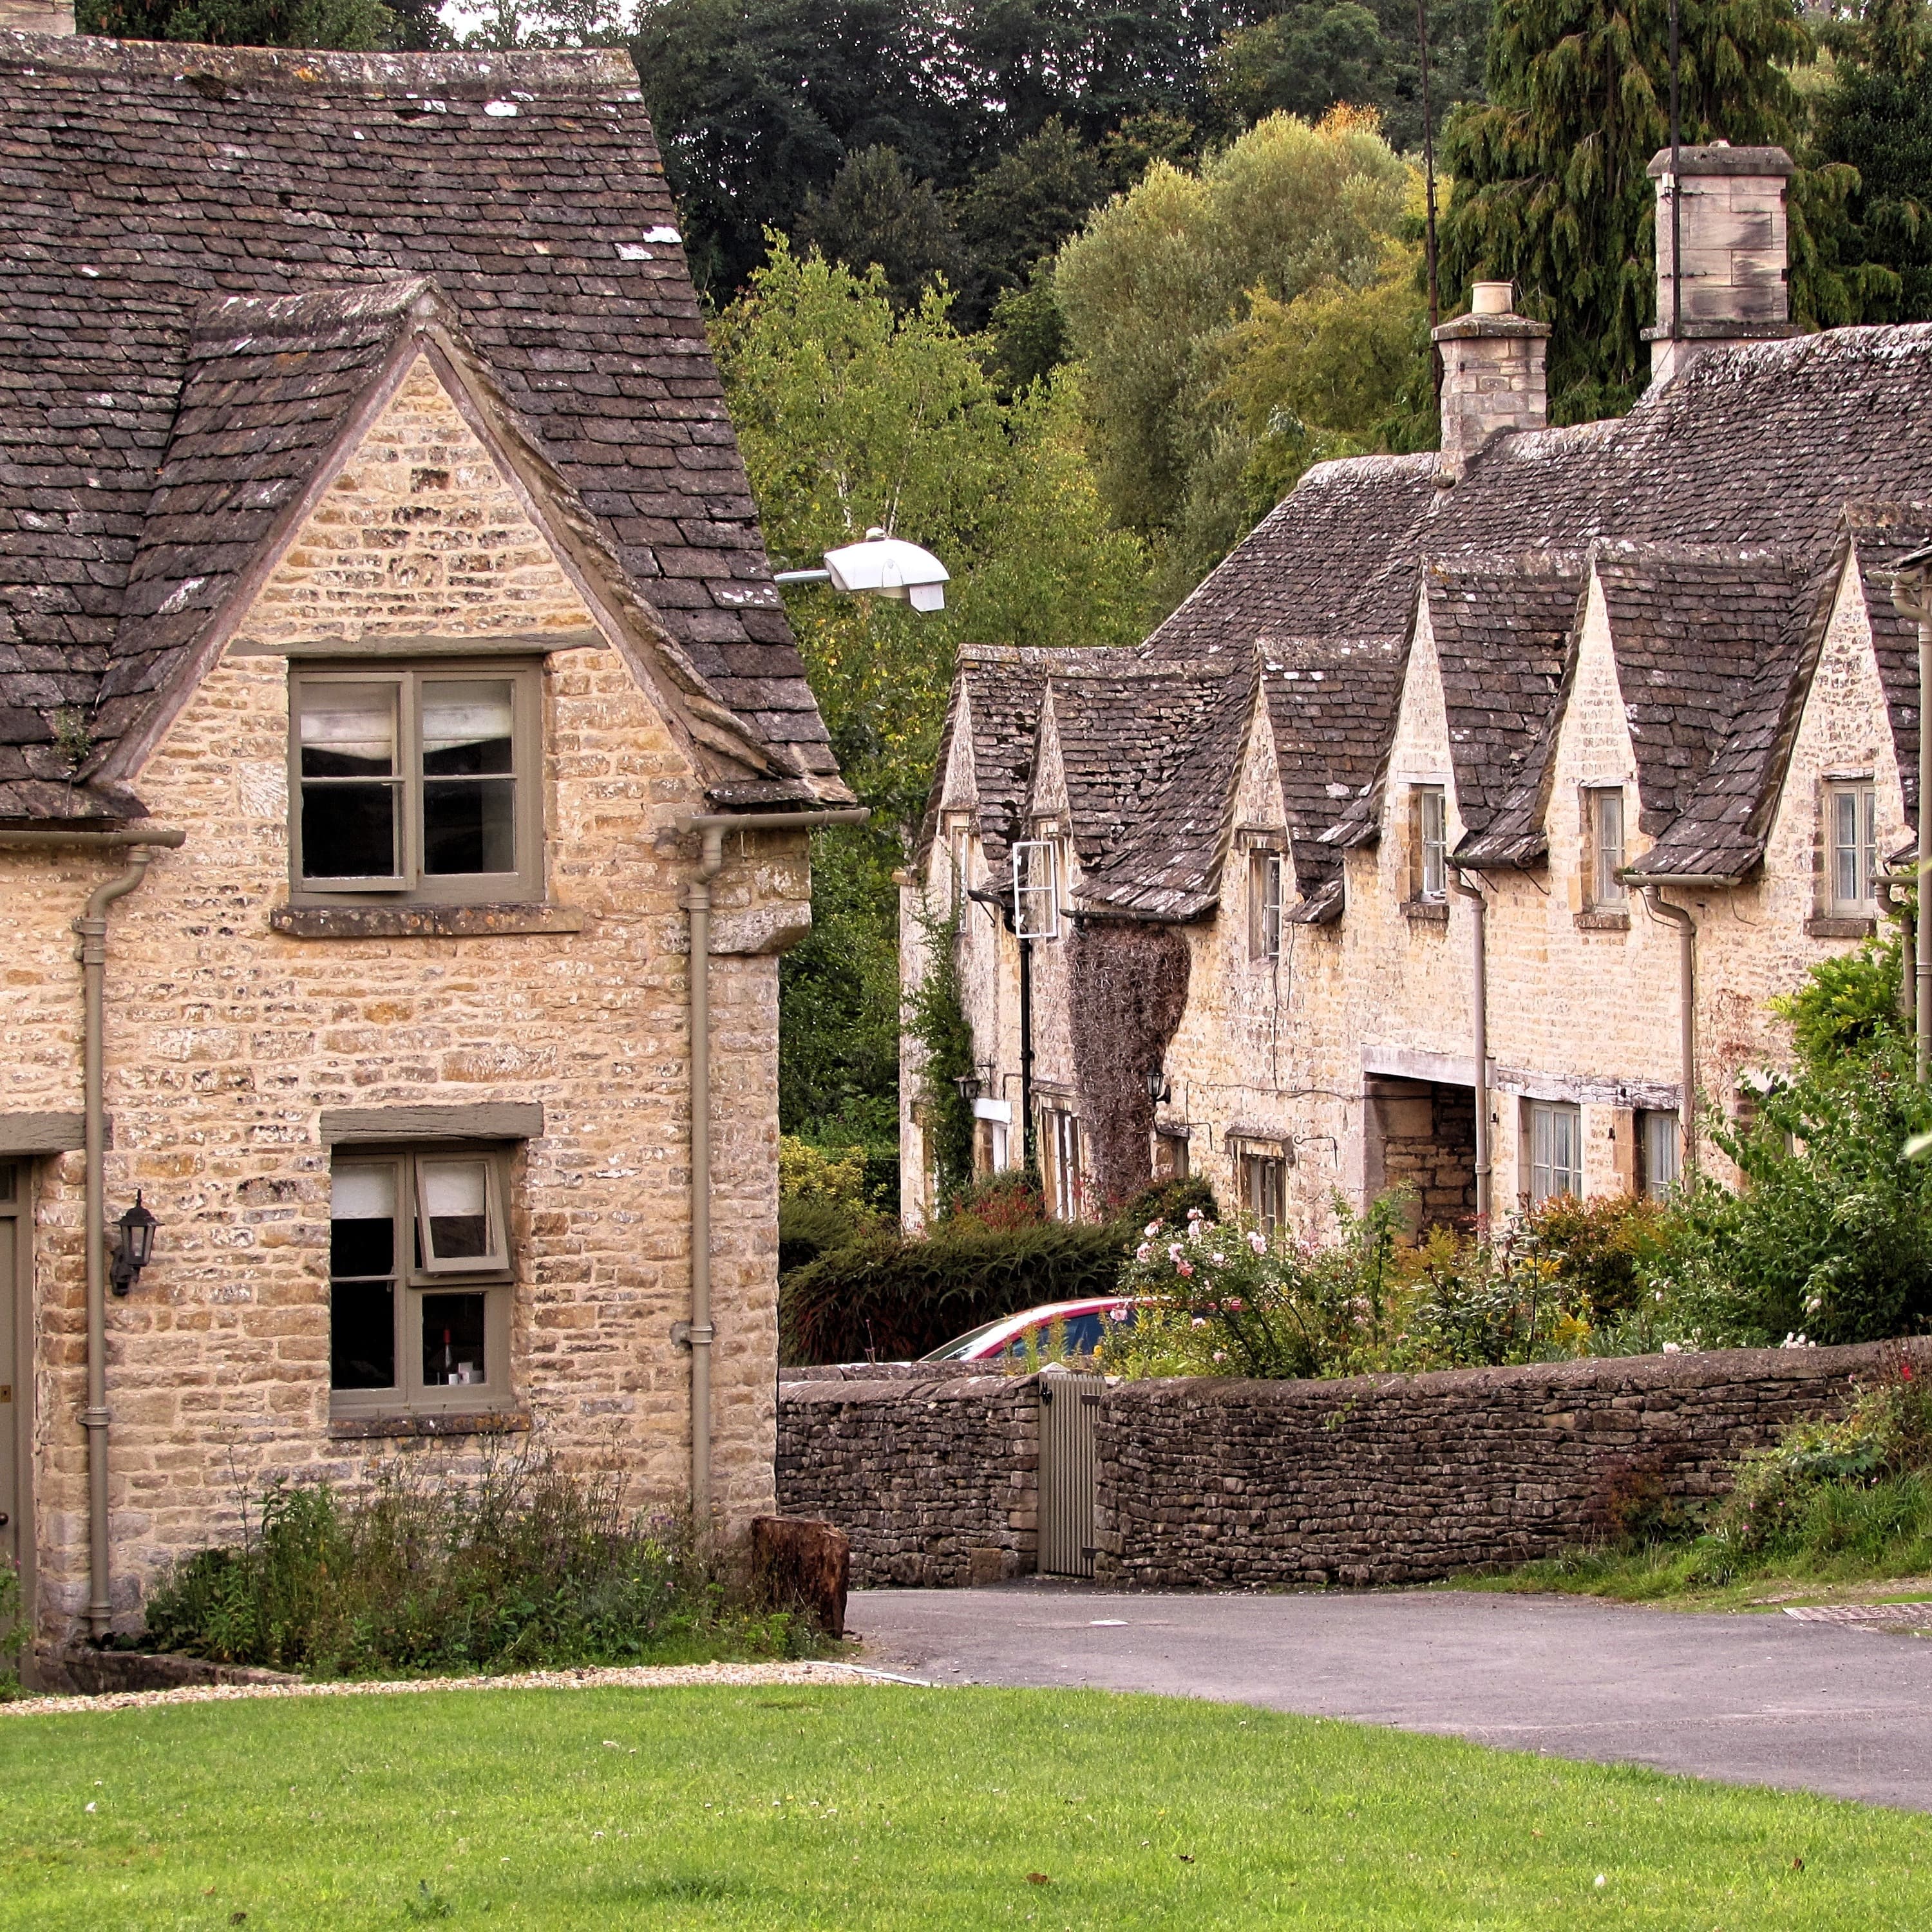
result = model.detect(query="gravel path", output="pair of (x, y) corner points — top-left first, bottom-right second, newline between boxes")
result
(0, 1657), (924, 1719)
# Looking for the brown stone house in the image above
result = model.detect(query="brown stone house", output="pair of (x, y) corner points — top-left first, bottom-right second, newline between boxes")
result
(1, 25), (855, 1656)
(902, 144), (1931, 1238)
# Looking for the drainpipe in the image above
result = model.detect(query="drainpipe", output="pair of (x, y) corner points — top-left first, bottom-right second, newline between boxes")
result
(1641, 887), (1699, 1177)
(0, 823), (185, 1640)
(1889, 553), (1932, 1083)
(675, 806), (867, 1533)
(1446, 866), (1490, 1223)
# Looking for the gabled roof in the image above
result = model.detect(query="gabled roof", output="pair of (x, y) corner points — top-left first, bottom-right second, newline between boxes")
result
(0, 35), (838, 820)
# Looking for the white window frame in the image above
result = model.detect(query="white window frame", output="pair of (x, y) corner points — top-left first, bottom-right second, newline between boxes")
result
(1041, 1108), (1082, 1220)
(1640, 1108), (1681, 1200)
(1827, 781), (1879, 915)
(1526, 1101), (1582, 1204)
(1415, 785), (1447, 902)
(1012, 838), (1059, 939)
(1249, 849), (1283, 961)
(329, 1146), (515, 1419)
(1589, 786), (1627, 907)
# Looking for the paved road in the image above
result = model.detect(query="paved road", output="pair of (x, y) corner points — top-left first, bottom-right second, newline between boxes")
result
(849, 1580), (1932, 1811)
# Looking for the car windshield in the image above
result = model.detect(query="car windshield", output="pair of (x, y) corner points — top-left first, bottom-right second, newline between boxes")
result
(917, 1316), (1012, 1362)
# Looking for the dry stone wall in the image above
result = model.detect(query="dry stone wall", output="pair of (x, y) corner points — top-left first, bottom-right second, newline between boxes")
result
(776, 1374), (1037, 1586)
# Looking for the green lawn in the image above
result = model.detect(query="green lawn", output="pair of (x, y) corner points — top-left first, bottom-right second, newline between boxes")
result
(1, 1685), (1926, 1929)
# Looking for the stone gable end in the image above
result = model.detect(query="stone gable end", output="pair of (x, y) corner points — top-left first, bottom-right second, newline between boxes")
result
(1551, 571), (1645, 904)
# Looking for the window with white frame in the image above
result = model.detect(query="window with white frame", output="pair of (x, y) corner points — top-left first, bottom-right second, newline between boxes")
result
(1240, 1151), (1288, 1236)
(1041, 1108), (1082, 1220)
(1249, 848), (1283, 961)
(1589, 786), (1626, 907)
(1640, 1109), (1680, 1200)
(1012, 837), (1058, 938)
(329, 1147), (513, 1416)
(1827, 781), (1879, 914)
(1414, 785), (1447, 902)
(1526, 1101), (1582, 1204)
(947, 814), (974, 911)
(292, 663), (542, 904)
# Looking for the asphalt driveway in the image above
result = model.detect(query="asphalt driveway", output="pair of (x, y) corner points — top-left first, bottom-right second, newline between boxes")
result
(849, 1580), (1932, 1811)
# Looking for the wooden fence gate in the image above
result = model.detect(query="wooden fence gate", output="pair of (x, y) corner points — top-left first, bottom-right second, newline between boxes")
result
(1037, 1372), (1103, 1577)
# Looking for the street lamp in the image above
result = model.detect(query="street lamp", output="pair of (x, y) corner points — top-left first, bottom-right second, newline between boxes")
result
(110, 1191), (157, 1296)
(773, 527), (951, 613)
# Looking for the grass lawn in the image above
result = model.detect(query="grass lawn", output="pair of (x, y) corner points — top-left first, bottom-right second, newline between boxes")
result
(1460, 1548), (1932, 1613)
(2, 1685), (1928, 1929)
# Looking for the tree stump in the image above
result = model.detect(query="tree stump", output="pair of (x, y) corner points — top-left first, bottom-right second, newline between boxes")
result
(750, 1516), (851, 1638)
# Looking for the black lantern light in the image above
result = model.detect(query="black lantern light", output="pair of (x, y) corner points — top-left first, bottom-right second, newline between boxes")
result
(953, 1070), (981, 1104)
(1146, 1063), (1171, 1106)
(111, 1190), (158, 1296)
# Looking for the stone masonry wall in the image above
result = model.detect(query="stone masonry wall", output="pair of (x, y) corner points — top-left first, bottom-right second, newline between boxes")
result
(776, 1374), (1037, 1586)
(5, 359), (806, 1641)
(1095, 1339), (1932, 1587)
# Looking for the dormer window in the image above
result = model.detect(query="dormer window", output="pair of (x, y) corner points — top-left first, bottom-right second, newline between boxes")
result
(1413, 785), (1447, 902)
(1248, 848), (1283, 961)
(1588, 786), (1626, 908)
(944, 811), (974, 911)
(1828, 781), (1878, 914)
(291, 663), (542, 905)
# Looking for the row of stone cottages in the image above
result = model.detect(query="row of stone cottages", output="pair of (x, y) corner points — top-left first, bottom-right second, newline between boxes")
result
(900, 143), (1932, 1243)
(0, 26), (852, 1656)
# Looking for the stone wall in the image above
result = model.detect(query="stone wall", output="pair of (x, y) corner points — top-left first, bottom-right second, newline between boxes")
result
(779, 1341), (1928, 1590)
(776, 1374), (1037, 1586)
(1096, 1340), (1931, 1587)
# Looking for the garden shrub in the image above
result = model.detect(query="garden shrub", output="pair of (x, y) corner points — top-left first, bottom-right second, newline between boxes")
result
(778, 1135), (868, 1208)
(777, 1193), (876, 1276)
(0, 1555), (23, 1690)
(142, 1455), (808, 1678)
(780, 1217), (1132, 1363)
(1119, 1173), (1218, 1231)
(947, 1171), (1048, 1231)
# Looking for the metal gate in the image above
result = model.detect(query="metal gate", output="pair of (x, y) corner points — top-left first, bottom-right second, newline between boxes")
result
(1037, 1372), (1103, 1577)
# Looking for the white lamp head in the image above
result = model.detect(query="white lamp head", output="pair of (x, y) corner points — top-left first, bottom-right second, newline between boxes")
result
(823, 527), (950, 612)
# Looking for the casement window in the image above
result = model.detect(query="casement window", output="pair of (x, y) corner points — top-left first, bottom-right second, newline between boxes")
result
(1154, 1130), (1190, 1182)
(1240, 1151), (1288, 1236)
(973, 1115), (1010, 1177)
(329, 1147), (514, 1416)
(1827, 781), (1879, 914)
(1526, 1101), (1582, 1204)
(1041, 1108), (1082, 1220)
(1413, 785), (1448, 902)
(1012, 837), (1059, 939)
(946, 813), (974, 912)
(1639, 1108), (1681, 1200)
(1249, 849), (1284, 961)
(291, 663), (542, 905)
(1588, 786), (1627, 907)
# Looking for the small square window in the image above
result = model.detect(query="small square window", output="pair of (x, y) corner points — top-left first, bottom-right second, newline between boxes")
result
(1249, 849), (1283, 961)
(1526, 1101), (1581, 1204)
(330, 1147), (512, 1417)
(1414, 786), (1447, 902)
(1827, 782), (1878, 914)
(292, 662), (542, 907)
(1589, 788), (1626, 907)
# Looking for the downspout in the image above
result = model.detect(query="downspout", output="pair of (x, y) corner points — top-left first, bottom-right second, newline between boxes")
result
(674, 806), (866, 1533)
(1018, 933), (1035, 1175)
(1888, 554), (1932, 1080)
(0, 824), (185, 1640)
(1446, 866), (1490, 1224)
(1641, 887), (1699, 1177)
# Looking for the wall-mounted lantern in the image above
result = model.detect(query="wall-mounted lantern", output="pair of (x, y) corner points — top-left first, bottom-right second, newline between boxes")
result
(1146, 1063), (1172, 1106)
(110, 1191), (157, 1296)
(953, 1070), (981, 1104)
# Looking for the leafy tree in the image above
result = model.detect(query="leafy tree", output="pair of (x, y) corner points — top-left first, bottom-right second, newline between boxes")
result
(953, 118), (1112, 323)
(795, 146), (971, 311)
(1438, 0), (1837, 421)
(1812, 0), (1932, 321)
(80, 0), (395, 43)
(714, 244), (1150, 1148)
(1206, 0), (1493, 153)
(1056, 106), (1419, 600)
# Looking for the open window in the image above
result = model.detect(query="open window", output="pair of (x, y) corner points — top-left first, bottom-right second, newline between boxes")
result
(1412, 785), (1448, 903)
(330, 1146), (514, 1416)
(292, 662), (543, 905)
(1248, 848), (1284, 961)
(1012, 838), (1059, 939)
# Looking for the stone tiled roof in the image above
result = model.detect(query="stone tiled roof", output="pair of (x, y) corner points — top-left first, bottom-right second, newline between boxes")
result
(0, 35), (837, 820)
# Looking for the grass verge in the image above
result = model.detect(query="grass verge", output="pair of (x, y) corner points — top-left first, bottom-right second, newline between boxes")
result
(2, 1684), (1927, 1929)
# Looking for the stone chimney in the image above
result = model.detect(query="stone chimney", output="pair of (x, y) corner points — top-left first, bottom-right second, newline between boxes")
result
(1432, 281), (1551, 467)
(1644, 142), (1799, 383)
(0, 0), (77, 26)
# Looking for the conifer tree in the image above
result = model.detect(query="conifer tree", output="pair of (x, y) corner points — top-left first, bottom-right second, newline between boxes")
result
(1439, 0), (1824, 417)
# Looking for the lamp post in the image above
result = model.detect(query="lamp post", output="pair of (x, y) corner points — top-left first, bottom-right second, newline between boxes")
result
(110, 1191), (157, 1296)
(1890, 546), (1932, 1083)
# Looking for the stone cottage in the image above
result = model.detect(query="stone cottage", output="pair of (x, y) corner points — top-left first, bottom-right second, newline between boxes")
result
(0, 22), (853, 1657)
(902, 143), (1931, 1237)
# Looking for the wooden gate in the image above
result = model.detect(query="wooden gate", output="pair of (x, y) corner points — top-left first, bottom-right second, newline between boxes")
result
(1037, 1372), (1103, 1578)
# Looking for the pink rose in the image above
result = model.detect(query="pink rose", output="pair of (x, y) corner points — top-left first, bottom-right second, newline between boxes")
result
(1176, 1260), (1194, 1278)
(1134, 1243), (1152, 1262)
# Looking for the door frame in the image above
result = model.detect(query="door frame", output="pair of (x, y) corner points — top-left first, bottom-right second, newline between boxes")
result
(1, 1160), (35, 1680)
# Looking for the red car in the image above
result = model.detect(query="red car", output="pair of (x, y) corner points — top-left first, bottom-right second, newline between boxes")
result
(919, 1296), (1136, 1363)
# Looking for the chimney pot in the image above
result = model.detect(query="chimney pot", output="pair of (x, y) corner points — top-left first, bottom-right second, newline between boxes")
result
(1471, 281), (1513, 316)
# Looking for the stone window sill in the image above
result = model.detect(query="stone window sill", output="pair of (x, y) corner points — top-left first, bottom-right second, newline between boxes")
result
(1400, 897), (1450, 924)
(329, 1408), (531, 1439)
(1805, 914), (1876, 940)
(1574, 909), (1631, 932)
(272, 903), (583, 940)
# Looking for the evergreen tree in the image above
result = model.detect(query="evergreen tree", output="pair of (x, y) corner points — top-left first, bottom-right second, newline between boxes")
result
(80, 0), (395, 43)
(795, 146), (971, 311)
(1439, 0), (1826, 419)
